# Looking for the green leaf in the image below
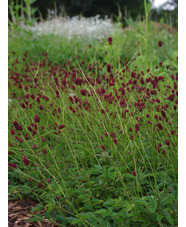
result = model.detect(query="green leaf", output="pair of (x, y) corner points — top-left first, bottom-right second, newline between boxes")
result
(31, 204), (43, 213)
(79, 212), (95, 219)
(97, 217), (105, 225)
(161, 196), (173, 207)
(55, 214), (66, 221)
(44, 212), (51, 220)
(108, 166), (115, 171)
(83, 204), (93, 211)
(88, 169), (100, 175)
(103, 198), (115, 206)
(147, 196), (157, 213)
(135, 198), (149, 207)
(67, 217), (79, 224)
(92, 198), (104, 204)
(26, 217), (41, 222)
(102, 208), (113, 218)
(110, 212), (119, 217)
(71, 218), (82, 225)
(148, 207), (156, 213)
(142, 220), (150, 227)
(35, 214), (43, 220)
(95, 209), (107, 215)
(77, 194), (87, 202)
(126, 203), (135, 212)
(163, 211), (174, 226)
(156, 214), (163, 223)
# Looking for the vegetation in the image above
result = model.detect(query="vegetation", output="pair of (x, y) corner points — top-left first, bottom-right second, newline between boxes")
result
(8, 1), (178, 226)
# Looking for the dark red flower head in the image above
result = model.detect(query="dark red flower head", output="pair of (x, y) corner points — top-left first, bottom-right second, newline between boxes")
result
(110, 132), (116, 138)
(42, 149), (47, 155)
(165, 139), (170, 146)
(157, 122), (163, 130)
(37, 182), (44, 189)
(10, 130), (15, 135)
(80, 89), (87, 96)
(108, 37), (113, 45)
(8, 163), (17, 169)
(161, 110), (166, 118)
(58, 124), (65, 129)
(39, 105), (43, 110)
(132, 171), (136, 176)
(13, 121), (20, 131)
(107, 64), (111, 72)
(113, 138), (118, 144)
(101, 145), (106, 151)
(101, 109), (105, 114)
(34, 115), (40, 123)
(135, 123), (140, 132)
(23, 155), (30, 166)
(158, 41), (162, 47)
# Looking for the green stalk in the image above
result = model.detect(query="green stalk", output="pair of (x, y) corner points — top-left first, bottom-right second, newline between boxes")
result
(144, 0), (149, 52)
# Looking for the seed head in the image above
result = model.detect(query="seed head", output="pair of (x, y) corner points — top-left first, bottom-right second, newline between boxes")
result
(34, 115), (40, 123)
(110, 132), (116, 138)
(157, 122), (163, 130)
(165, 139), (170, 146)
(158, 41), (162, 47)
(42, 149), (47, 155)
(135, 123), (140, 132)
(23, 156), (30, 166)
(132, 171), (136, 176)
(108, 37), (113, 45)
(101, 145), (106, 151)
(58, 124), (65, 129)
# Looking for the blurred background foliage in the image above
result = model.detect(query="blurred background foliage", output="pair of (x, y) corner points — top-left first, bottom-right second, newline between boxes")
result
(8, 0), (178, 27)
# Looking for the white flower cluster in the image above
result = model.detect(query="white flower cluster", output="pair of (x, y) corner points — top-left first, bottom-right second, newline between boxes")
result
(25, 15), (119, 40)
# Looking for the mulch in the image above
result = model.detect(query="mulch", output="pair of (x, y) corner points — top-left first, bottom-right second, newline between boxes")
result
(8, 197), (55, 227)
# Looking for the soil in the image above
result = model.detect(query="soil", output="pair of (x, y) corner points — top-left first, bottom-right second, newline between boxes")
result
(8, 197), (55, 227)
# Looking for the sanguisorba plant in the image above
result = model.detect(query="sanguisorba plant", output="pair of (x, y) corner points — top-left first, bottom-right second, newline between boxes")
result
(8, 36), (178, 226)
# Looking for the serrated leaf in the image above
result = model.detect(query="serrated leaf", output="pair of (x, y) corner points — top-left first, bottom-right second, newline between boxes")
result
(67, 217), (79, 224)
(26, 217), (41, 222)
(102, 208), (113, 218)
(148, 207), (156, 213)
(35, 214), (43, 220)
(92, 198), (104, 204)
(147, 196), (157, 211)
(135, 198), (149, 206)
(71, 218), (82, 225)
(103, 198), (115, 206)
(156, 214), (163, 223)
(126, 203), (135, 212)
(110, 212), (119, 217)
(84, 203), (93, 210)
(163, 211), (174, 226)
(31, 204), (43, 213)
(44, 212), (51, 220)
(94, 165), (102, 171)
(55, 214), (66, 221)
(161, 196), (173, 207)
(95, 209), (107, 215)
(79, 212), (95, 219)
(108, 166), (115, 171)
(142, 220), (150, 227)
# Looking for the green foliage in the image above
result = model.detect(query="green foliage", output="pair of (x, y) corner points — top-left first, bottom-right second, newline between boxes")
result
(8, 0), (38, 31)
(8, 4), (177, 226)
